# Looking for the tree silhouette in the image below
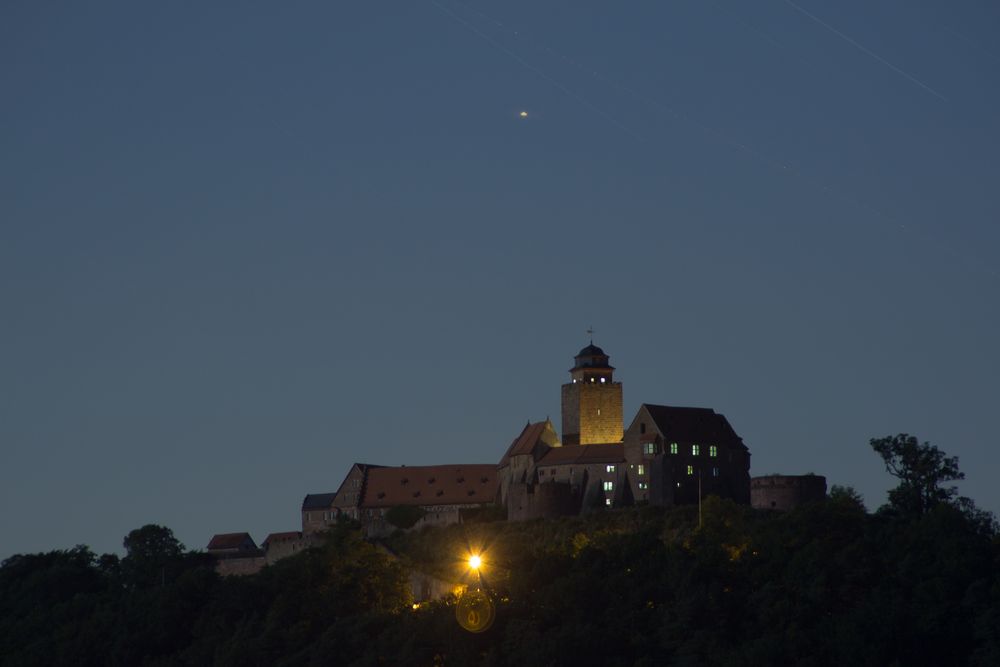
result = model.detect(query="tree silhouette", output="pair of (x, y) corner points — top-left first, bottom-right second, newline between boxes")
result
(870, 433), (963, 516)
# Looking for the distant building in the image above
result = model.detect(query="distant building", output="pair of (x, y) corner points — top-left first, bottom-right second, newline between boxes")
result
(561, 344), (624, 445)
(623, 404), (751, 506)
(207, 532), (265, 576)
(751, 474), (827, 511)
(208, 339), (829, 574)
(305, 463), (499, 536)
(499, 342), (752, 520)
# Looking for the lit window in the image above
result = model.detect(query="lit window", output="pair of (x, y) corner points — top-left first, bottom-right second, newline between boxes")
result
(590, 378), (595, 383)
(637, 465), (645, 475)
(676, 482), (682, 488)
(692, 444), (700, 456)
(709, 445), (718, 458)
(597, 408), (601, 416)
(603, 481), (614, 491)
(670, 442), (678, 454)
(639, 482), (648, 490)
(712, 467), (720, 477)
(606, 464), (616, 473)
(687, 465), (694, 476)
(643, 442), (657, 455)
(600, 377), (606, 383)
(605, 498), (612, 506)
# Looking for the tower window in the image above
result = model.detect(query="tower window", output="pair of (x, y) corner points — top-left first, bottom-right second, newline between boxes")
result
(606, 465), (616, 473)
(603, 481), (614, 491)
(637, 465), (645, 475)
(709, 446), (718, 457)
(605, 498), (612, 506)
(687, 465), (694, 476)
(597, 408), (601, 416)
(643, 442), (657, 455)
(670, 443), (678, 455)
(639, 482), (648, 490)
(712, 467), (720, 477)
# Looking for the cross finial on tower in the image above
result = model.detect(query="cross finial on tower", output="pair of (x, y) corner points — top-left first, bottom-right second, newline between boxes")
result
(586, 326), (595, 343)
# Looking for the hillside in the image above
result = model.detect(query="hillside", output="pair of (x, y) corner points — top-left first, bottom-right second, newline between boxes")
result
(3, 494), (999, 666)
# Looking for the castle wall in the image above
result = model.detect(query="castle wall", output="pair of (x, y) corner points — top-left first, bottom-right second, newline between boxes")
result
(751, 474), (827, 511)
(214, 554), (266, 577)
(508, 480), (581, 521)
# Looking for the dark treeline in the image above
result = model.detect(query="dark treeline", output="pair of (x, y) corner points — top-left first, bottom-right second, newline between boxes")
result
(3, 436), (1000, 666)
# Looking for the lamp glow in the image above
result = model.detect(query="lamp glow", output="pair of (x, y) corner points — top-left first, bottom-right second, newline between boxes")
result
(468, 554), (482, 570)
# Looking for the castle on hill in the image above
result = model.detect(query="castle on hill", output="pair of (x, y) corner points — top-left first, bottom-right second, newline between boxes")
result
(207, 341), (825, 575)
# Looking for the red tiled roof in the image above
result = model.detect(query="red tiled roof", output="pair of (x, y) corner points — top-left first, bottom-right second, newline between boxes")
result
(207, 532), (257, 551)
(360, 464), (498, 508)
(537, 443), (625, 465)
(499, 421), (547, 466)
(262, 531), (302, 545)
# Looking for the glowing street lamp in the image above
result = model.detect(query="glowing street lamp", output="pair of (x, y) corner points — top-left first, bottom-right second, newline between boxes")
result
(468, 554), (482, 571)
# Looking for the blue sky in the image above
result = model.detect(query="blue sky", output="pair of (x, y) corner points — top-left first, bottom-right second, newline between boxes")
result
(2, 0), (998, 559)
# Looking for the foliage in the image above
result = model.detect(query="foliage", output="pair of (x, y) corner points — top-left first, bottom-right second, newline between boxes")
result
(4, 443), (1000, 666)
(384, 505), (427, 530)
(870, 433), (964, 516)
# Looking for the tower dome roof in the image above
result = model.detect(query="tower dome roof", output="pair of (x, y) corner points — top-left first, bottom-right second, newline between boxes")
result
(576, 343), (606, 357)
(571, 341), (613, 372)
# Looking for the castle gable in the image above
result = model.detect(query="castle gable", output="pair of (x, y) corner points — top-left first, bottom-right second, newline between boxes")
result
(636, 404), (747, 451)
(498, 420), (559, 467)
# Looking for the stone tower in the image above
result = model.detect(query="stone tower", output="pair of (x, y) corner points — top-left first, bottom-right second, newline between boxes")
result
(561, 343), (623, 445)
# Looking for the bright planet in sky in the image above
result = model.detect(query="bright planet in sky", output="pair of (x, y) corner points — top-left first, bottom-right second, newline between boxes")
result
(519, 110), (528, 118)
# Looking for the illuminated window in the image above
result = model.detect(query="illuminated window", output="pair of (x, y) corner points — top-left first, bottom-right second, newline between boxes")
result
(692, 444), (700, 456)
(606, 465), (616, 473)
(712, 467), (720, 477)
(600, 377), (606, 383)
(639, 482), (648, 490)
(710, 445), (718, 458)
(637, 465), (645, 475)
(643, 442), (657, 455)
(687, 465), (694, 476)
(605, 498), (612, 506)
(603, 481), (614, 491)
(670, 442), (678, 454)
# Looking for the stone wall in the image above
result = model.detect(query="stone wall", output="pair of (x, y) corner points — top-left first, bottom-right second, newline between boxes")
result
(508, 480), (582, 521)
(561, 381), (623, 445)
(751, 474), (827, 511)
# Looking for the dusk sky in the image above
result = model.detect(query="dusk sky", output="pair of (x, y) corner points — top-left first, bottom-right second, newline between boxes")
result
(3, 0), (999, 560)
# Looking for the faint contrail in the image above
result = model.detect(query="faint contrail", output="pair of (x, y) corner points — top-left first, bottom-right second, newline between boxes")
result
(945, 25), (1000, 65)
(783, 0), (949, 102)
